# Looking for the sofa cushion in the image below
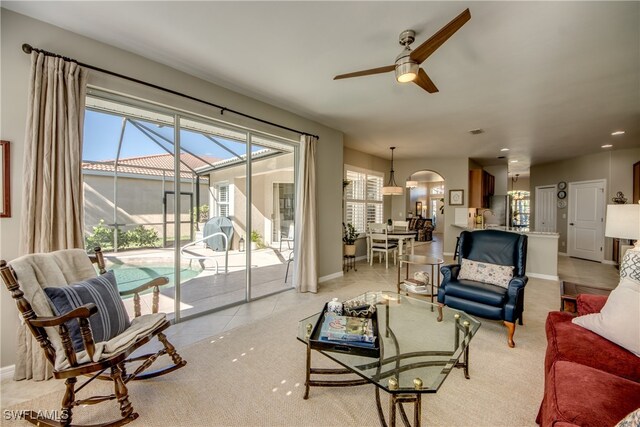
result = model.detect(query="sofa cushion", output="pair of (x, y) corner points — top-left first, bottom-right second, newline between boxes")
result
(44, 271), (131, 353)
(458, 258), (514, 288)
(544, 311), (640, 382)
(539, 361), (640, 427)
(572, 275), (640, 356)
(444, 279), (508, 306)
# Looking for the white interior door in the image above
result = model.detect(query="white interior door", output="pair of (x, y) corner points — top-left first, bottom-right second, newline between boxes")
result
(568, 180), (605, 262)
(535, 186), (557, 232)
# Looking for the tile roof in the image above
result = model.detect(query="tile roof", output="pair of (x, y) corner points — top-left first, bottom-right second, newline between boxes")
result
(83, 153), (219, 179)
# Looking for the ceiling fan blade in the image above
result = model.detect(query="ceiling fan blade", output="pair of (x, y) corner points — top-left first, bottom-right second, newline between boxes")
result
(410, 8), (471, 64)
(334, 65), (395, 80)
(414, 68), (439, 93)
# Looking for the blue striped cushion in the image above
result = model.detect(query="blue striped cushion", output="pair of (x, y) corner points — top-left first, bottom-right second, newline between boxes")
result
(44, 271), (131, 352)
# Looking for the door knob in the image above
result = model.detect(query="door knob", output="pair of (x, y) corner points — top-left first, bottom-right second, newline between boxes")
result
(570, 223), (574, 226)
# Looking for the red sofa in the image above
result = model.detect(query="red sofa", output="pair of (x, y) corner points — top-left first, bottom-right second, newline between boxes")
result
(537, 294), (640, 426)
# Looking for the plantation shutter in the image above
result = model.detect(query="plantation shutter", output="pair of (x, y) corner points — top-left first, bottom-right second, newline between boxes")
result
(344, 167), (384, 234)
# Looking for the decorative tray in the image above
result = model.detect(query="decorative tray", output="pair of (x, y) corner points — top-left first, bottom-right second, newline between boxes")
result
(308, 302), (381, 358)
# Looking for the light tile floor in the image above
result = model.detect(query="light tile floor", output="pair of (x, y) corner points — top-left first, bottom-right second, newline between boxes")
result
(0, 233), (620, 408)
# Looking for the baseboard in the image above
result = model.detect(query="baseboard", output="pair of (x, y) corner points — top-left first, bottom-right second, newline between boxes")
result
(0, 364), (15, 381)
(443, 252), (454, 256)
(527, 272), (559, 281)
(355, 255), (367, 262)
(602, 260), (616, 265)
(558, 252), (568, 256)
(319, 271), (343, 283)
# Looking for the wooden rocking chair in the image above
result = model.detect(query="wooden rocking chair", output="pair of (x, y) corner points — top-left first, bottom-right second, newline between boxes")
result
(0, 247), (187, 426)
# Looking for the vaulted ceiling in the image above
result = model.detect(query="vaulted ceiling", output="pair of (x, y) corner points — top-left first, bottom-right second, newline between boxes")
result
(4, 1), (639, 175)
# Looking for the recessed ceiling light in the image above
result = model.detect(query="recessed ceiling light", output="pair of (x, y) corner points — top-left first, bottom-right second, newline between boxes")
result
(500, 148), (510, 152)
(510, 160), (518, 163)
(601, 144), (613, 148)
(611, 131), (625, 136)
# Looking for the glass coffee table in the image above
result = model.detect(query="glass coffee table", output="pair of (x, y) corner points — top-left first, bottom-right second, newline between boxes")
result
(297, 291), (481, 427)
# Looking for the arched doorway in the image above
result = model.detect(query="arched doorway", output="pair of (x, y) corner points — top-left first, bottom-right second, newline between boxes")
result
(405, 170), (445, 242)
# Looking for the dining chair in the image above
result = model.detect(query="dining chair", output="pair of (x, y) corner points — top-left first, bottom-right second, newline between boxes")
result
(367, 223), (387, 262)
(393, 220), (409, 231)
(369, 229), (398, 269)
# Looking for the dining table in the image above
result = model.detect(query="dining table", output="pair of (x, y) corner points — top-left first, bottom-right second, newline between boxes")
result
(367, 229), (418, 262)
(387, 230), (418, 257)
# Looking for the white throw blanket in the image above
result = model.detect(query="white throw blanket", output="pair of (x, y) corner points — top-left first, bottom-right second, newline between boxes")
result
(10, 249), (166, 376)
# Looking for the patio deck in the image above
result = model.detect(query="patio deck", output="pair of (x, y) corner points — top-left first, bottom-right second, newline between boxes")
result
(103, 244), (294, 320)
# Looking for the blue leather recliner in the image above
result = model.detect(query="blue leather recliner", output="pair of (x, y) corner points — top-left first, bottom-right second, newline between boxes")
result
(438, 230), (528, 348)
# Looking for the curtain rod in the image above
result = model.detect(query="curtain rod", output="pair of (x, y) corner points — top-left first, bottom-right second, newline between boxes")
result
(21, 43), (320, 140)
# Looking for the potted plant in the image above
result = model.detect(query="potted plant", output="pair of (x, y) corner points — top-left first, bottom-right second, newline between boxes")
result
(342, 223), (357, 256)
(250, 230), (262, 250)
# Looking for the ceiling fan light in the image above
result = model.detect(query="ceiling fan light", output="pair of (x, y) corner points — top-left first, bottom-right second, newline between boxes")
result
(395, 58), (418, 83)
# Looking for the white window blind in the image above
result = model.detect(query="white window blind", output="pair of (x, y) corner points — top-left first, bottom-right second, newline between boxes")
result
(215, 184), (230, 217)
(344, 166), (383, 234)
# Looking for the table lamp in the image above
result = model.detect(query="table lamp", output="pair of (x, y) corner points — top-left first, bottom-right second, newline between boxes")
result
(605, 202), (640, 251)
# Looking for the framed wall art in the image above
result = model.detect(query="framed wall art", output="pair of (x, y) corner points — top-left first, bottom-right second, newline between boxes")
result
(0, 141), (10, 218)
(449, 189), (464, 206)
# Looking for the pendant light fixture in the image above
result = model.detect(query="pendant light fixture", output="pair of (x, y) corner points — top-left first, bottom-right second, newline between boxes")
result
(382, 147), (403, 196)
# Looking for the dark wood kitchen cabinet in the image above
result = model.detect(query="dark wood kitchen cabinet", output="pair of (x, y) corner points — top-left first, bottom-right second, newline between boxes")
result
(469, 169), (495, 208)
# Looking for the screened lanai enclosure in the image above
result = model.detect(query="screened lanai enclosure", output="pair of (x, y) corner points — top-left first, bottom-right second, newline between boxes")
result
(82, 90), (297, 321)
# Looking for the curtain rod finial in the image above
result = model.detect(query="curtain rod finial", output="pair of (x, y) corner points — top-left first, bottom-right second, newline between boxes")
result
(22, 44), (33, 54)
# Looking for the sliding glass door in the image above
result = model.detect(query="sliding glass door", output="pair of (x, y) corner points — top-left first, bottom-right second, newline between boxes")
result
(248, 134), (296, 299)
(82, 89), (298, 324)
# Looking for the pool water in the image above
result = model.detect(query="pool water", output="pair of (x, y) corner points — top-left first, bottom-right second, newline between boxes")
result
(108, 263), (202, 293)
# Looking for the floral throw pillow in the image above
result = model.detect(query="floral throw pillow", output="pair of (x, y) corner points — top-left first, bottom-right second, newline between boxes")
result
(458, 258), (514, 288)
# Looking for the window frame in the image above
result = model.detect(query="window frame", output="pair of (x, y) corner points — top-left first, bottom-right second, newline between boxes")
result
(343, 165), (384, 235)
(214, 182), (230, 217)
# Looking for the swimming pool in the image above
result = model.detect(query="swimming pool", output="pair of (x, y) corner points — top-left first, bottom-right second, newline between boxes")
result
(108, 262), (202, 293)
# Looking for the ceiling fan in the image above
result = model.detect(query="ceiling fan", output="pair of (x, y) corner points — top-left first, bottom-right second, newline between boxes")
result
(333, 8), (471, 93)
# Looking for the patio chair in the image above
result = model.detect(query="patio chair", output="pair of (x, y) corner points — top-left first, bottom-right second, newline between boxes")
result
(280, 223), (294, 251)
(284, 251), (294, 283)
(0, 247), (186, 426)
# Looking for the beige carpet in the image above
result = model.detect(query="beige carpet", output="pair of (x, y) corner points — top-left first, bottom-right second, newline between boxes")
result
(7, 275), (559, 426)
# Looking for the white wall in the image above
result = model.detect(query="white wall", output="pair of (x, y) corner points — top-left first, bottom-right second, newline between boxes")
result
(0, 9), (344, 368)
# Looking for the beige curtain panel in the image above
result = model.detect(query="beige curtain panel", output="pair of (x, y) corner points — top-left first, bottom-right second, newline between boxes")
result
(293, 135), (318, 293)
(15, 52), (88, 380)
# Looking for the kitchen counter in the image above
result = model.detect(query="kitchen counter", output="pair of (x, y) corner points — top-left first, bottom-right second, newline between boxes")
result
(452, 224), (559, 280)
(452, 224), (560, 237)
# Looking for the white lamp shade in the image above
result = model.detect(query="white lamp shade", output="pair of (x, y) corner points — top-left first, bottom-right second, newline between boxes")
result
(382, 186), (404, 196)
(605, 204), (640, 240)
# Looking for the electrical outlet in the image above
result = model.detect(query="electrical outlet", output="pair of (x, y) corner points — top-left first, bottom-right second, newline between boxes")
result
(562, 213), (566, 219)
(561, 241), (565, 247)
(399, 212), (403, 217)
